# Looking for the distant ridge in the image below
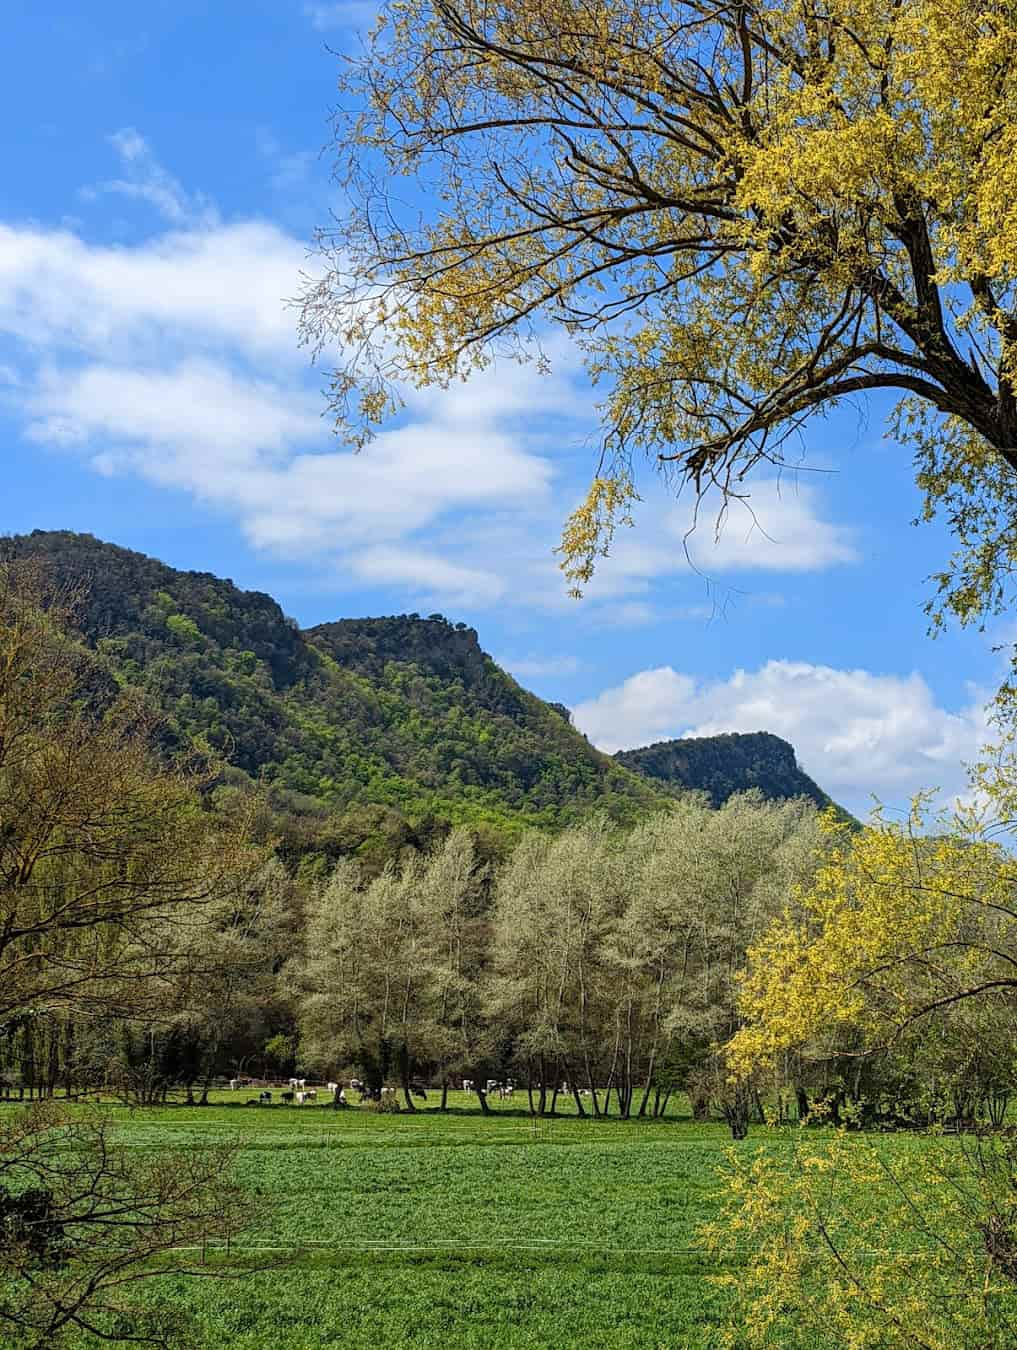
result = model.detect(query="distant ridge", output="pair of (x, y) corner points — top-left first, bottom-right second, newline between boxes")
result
(8, 530), (843, 833)
(8, 530), (662, 833)
(614, 730), (834, 810)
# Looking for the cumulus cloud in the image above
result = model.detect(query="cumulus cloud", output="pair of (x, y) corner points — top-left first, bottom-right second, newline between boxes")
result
(2, 132), (861, 614)
(573, 661), (992, 815)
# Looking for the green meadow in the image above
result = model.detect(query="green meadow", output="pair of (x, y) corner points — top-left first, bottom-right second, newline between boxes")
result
(58, 1094), (746, 1349)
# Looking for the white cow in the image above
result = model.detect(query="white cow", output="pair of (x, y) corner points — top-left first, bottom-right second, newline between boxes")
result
(462, 1079), (473, 1092)
(326, 1081), (339, 1093)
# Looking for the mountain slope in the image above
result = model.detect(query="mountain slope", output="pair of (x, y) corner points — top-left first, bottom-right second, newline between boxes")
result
(10, 531), (663, 832)
(615, 731), (833, 809)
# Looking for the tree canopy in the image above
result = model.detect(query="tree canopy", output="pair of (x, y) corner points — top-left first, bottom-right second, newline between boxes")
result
(303, 0), (1017, 647)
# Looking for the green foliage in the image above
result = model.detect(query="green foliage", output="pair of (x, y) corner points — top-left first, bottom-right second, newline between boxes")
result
(50, 1101), (739, 1348)
(11, 532), (667, 846)
(616, 730), (839, 812)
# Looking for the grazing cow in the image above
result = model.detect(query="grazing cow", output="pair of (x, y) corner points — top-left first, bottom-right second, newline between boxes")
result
(499, 1084), (514, 1099)
(326, 1081), (339, 1093)
(281, 1090), (295, 1104)
(350, 1078), (363, 1091)
(486, 1079), (500, 1093)
(304, 1089), (317, 1101)
(245, 1098), (259, 1106)
(296, 1091), (307, 1105)
(338, 1088), (347, 1106)
(580, 1089), (591, 1097)
(259, 1091), (272, 1104)
(411, 1084), (428, 1100)
(462, 1079), (473, 1092)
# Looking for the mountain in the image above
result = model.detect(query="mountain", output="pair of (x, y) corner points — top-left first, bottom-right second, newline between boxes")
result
(10, 531), (663, 834)
(9, 531), (842, 840)
(614, 731), (833, 810)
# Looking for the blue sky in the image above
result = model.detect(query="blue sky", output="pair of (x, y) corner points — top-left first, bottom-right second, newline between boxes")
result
(1, 1), (1006, 816)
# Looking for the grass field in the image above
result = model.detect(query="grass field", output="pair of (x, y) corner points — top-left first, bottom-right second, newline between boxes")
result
(41, 1091), (759, 1348)
(14, 1091), (952, 1348)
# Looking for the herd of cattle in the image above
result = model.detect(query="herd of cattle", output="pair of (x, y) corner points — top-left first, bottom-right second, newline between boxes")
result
(227, 1077), (529, 1104)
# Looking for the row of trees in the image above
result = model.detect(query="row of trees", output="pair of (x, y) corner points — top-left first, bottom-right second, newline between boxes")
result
(293, 793), (824, 1131)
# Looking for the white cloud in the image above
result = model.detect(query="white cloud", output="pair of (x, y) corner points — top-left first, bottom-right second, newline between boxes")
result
(1, 132), (861, 619)
(88, 129), (218, 227)
(584, 478), (857, 600)
(354, 546), (507, 607)
(24, 359), (553, 560)
(574, 661), (991, 815)
(0, 220), (306, 362)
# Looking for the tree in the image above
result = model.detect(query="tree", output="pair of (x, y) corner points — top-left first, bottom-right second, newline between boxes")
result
(409, 828), (488, 1107)
(0, 560), (260, 1345)
(0, 560), (255, 1025)
(715, 756), (1017, 1346)
(303, 0), (1017, 649)
(728, 798), (1017, 1091)
(296, 831), (487, 1108)
(0, 1101), (251, 1348)
(488, 819), (622, 1114)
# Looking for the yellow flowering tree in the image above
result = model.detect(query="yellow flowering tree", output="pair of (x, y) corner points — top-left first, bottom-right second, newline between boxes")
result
(303, 0), (1017, 616)
(728, 800), (1017, 1099)
(712, 764), (1017, 1347)
(704, 1130), (1017, 1349)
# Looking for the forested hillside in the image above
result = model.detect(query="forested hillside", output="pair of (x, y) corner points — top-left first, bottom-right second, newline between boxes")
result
(9, 532), (840, 849)
(9, 531), (663, 837)
(615, 730), (832, 809)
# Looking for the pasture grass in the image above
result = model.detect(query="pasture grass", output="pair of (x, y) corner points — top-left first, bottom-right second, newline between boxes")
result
(42, 1094), (744, 1347)
(10, 1093), (930, 1348)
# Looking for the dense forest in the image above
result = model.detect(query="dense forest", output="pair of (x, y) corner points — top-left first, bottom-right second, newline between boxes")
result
(616, 730), (832, 810)
(7, 533), (838, 862)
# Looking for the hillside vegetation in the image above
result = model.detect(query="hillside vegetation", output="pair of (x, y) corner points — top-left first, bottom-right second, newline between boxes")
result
(615, 731), (832, 810)
(9, 532), (837, 845)
(9, 532), (663, 837)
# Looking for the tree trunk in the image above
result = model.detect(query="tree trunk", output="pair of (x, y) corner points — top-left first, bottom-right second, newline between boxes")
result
(398, 1044), (416, 1112)
(637, 1052), (656, 1117)
(585, 1061), (602, 1117)
(440, 1078), (448, 1111)
(569, 1078), (586, 1118)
